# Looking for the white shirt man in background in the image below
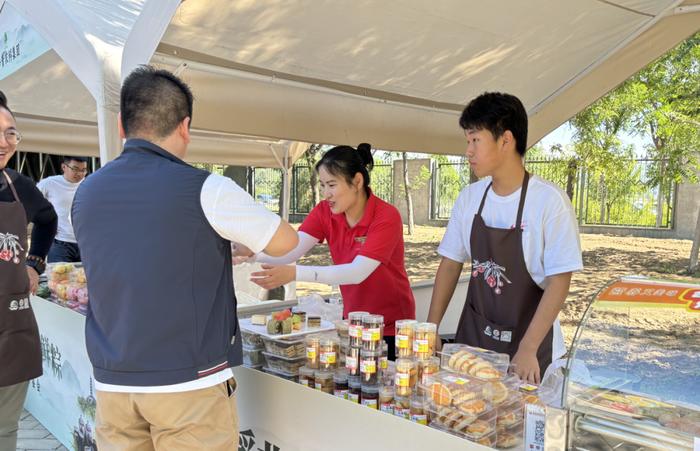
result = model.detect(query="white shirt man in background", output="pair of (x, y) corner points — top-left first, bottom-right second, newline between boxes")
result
(37, 156), (88, 262)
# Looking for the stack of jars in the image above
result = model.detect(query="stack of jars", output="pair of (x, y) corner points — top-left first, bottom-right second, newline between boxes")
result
(376, 320), (439, 426)
(344, 311), (389, 409)
(298, 333), (343, 395)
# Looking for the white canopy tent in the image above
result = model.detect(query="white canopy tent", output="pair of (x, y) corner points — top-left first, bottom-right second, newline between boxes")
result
(1, 0), (699, 162)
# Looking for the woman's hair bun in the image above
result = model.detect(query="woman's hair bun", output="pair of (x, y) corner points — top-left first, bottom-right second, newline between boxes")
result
(357, 143), (374, 172)
(0, 91), (8, 110)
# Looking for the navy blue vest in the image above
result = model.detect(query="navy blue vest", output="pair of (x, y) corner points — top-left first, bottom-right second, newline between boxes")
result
(72, 139), (241, 386)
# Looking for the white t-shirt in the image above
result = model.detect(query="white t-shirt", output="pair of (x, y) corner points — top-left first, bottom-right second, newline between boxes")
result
(438, 175), (583, 360)
(95, 173), (281, 394)
(37, 175), (82, 243)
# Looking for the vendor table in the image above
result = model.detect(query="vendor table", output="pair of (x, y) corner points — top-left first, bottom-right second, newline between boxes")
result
(24, 295), (491, 451)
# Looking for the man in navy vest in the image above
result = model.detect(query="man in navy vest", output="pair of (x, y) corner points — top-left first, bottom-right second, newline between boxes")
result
(72, 66), (298, 451)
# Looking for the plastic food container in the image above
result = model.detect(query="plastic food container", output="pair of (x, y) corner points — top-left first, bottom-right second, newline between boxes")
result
(348, 311), (369, 348)
(333, 368), (349, 399)
(305, 334), (321, 369)
(345, 346), (361, 376)
(319, 336), (340, 370)
(348, 375), (362, 403)
(361, 384), (380, 409)
(262, 352), (306, 375)
(394, 395), (410, 419)
(496, 393), (525, 429)
(421, 371), (488, 408)
(242, 344), (266, 367)
(410, 395), (428, 425)
(426, 402), (497, 441)
(394, 358), (418, 397)
(361, 314), (384, 351)
(379, 385), (394, 414)
(241, 329), (265, 348)
(413, 322), (437, 360)
(395, 319), (417, 358)
(314, 370), (335, 394)
(496, 420), (524, 449)
(298, 366), (316, 388)
(262, 366), (299, 383)
(431, 423), (497, 448)
(418, 356), (440, 394)
(360, 349), (381, 385)
(334, 319), (349, 339)
(262, 336), (306, 359)
(439, 343), (510, 381)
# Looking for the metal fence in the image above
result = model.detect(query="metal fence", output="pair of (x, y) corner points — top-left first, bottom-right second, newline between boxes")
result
(433, 158), (675, 228)
(249, 164), (394, 216)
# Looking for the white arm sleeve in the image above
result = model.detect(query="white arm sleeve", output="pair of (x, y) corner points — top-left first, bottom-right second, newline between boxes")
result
(296, 255), (381, 286)
(254, 231), (319, 264)
(200, 174), (281, 253)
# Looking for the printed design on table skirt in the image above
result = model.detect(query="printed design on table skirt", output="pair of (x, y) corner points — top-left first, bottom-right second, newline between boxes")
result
(471, 259), (512, 295)
(0, 231), (24, 264)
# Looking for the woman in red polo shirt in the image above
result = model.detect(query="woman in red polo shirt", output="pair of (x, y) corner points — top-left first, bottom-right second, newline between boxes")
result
(249, 143), (416, 359)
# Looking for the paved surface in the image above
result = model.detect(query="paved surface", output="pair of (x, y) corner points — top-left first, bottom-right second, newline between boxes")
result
(16, 410), (67, 451)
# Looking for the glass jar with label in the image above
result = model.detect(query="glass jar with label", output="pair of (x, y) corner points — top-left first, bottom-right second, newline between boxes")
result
(380, 341), (389, 372)
(348, 375), (362, 404)
(379, 385), (395, 414)
(393, 395), (411, 419)
(298, 366), (315, 388)
(418, 356), (440, 395)
(361, 384), (380, 409)
(345, 346), (361, 376)
(314, 370), (334, 394)
(319, 336), (339, 370)
(395, 358), (418, 397)
(348, 311), (369, 348)
(410, 395), (428, 425)
(305, 334), (321, 369)
(333, 368), (349, 399)
(361, 314), (384, 351)
(395, 319), (417, 358)
(360, 349), (381, 385)
(413, 322), (437, 360)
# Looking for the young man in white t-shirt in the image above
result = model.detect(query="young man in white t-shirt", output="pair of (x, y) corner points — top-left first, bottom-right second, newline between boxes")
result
(37, 156), (88, 262)
(427, 92), (583, 384)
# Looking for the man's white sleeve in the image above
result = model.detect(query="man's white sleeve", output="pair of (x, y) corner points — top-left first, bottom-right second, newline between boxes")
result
(200, 174), (281, 253)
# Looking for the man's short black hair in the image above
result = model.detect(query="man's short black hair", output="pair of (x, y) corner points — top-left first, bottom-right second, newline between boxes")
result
(120, 66), (193, 139)
(459, 92), (528, 156)
(63, 156), (87, 164)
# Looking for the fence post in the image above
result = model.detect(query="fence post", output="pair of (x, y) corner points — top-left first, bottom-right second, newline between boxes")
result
(577, 166), (586, 225)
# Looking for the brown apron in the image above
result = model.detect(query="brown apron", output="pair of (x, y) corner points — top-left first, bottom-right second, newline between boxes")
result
(0, 170), (42, 387)
(455, 172), (553, 376)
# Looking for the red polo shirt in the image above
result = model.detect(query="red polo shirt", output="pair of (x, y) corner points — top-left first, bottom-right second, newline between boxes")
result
(299, 191), (416, 335)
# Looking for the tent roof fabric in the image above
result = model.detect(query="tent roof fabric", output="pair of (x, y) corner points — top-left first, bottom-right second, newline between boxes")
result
(3, 0), (699, 162)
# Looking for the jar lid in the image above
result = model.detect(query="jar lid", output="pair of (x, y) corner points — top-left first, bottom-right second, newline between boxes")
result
(348, 375), (362, 388)
(348, 311), (370, 321)
(360, 348), (382, 358)
(361, 384), (381, 393)
(333, 368), (349, 382)
(362, 314), (384, 326)
(314, 370), (333, 380)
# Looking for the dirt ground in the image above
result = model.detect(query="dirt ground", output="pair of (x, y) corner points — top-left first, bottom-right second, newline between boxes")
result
(295, 225), (700, 350)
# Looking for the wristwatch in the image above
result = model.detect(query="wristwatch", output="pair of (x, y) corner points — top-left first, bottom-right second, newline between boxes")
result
(26, 255), (46, 275)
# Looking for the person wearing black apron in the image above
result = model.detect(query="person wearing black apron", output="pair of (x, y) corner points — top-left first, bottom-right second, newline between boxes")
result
(0, 91), (57, 451)
(455, 171), (553, 376)
(427, 92), (581, 385)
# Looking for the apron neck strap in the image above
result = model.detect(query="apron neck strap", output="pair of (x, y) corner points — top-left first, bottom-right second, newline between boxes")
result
(477, 181), (493, 216)
(476, 171), (530, 229)
(515, 171), (530, 230)
(2, 170), (20, 203)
